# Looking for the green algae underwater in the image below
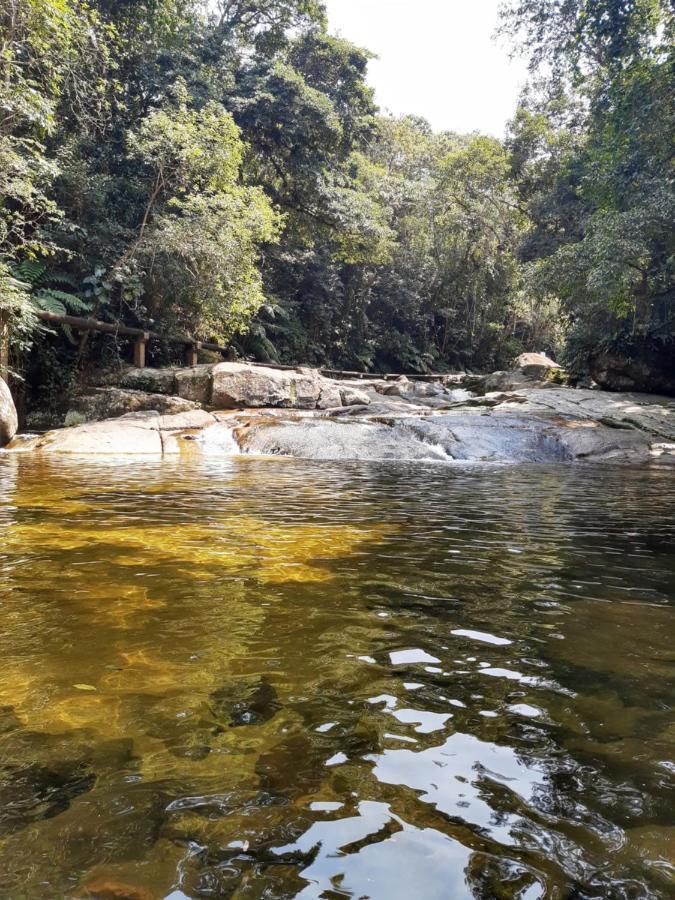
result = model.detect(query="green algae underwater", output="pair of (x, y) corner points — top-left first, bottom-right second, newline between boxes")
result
(0, 454), (673, 899)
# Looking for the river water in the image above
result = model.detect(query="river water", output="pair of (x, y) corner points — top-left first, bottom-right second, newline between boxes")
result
(0, 455), (673, 899)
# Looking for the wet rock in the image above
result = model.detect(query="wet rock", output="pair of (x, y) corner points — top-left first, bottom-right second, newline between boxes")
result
(0, 762), (96, 834)
(174, 365), (213, 404)
(414, 381), (446, 398)
(156, 409), (216, 431)
(237, 417), (447, 461)
(508, 388), (675, 442)
(29, 412), (163, 455)
(209, 678), (280, 727)
(236, 399), (659, 464)
(0, 376), (17, 446)
(212, 363), (321, 410)
(19, 410), (215, 455)
(66, 388), (199, 424)
(75, 879), (156, 900)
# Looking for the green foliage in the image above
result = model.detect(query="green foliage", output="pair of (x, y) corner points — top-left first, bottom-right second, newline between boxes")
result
(2, 0), (671, 396)
(502, 0), (675, 379)
(11, 260), (92, 316)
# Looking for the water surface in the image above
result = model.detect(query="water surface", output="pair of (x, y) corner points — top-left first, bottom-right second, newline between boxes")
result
(0, 456), (674, 898)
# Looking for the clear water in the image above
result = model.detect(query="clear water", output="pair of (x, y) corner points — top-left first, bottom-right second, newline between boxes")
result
(0, 455), (673, 899)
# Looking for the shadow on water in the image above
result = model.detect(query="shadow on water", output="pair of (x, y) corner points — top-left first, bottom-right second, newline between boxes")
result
(0, 454), (673, 898)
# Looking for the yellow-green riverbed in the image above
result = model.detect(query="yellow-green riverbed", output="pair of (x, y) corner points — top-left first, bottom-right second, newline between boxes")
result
(0, 455), (673, 898)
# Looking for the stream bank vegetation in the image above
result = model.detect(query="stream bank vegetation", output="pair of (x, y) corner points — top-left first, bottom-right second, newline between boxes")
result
(1, 0), (673, 411)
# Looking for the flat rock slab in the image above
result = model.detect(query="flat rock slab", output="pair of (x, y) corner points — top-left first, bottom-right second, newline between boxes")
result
(6, 375), (675, 465)
(13, 410), (218, 455)
(236, 410), (651, 464)
(503, 389), (675, 442)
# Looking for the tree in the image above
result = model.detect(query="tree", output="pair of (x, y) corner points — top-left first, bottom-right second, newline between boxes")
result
(501, 0), (675, 380)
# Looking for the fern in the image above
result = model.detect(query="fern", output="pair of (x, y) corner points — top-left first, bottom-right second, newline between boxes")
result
(14, 259), (47, 284)
(33, 293), (67, 316)
(34, 289), (92, 316)
(46, 271), (78, 289)
(11, 259), (93, 319)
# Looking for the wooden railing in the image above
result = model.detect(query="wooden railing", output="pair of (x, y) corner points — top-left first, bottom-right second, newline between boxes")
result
(34, 310), (229, 368)
(0, 310), (451, 383)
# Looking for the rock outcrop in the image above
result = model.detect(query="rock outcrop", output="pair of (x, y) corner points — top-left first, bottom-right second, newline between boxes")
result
(7, 377), (675, 465)
(11, 410), (217, 455)
(67, 387), (199, 424)
(0, 377), (18, 447)
(589, 350), (675, 396)
(515, 352), (562, 378)
(113, 363), (372, 411)
(479, 353), (566, 395)
(211, 362), (322, 409)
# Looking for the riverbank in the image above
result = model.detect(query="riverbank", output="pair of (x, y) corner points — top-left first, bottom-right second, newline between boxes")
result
(3, 359), (675, 465)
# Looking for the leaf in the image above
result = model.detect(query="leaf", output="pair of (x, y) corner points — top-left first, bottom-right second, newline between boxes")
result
(73, 683), (97, 691)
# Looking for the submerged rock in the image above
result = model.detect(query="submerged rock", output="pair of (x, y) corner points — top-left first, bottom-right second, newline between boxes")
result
(210, 678), (281, 728)
(0, 377), (17, 447)
(0, 762), (96, 834)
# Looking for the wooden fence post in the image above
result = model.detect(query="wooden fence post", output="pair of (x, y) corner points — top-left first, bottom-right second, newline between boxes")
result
(133, 332), (149, 368)
(184, 341), (200, 367)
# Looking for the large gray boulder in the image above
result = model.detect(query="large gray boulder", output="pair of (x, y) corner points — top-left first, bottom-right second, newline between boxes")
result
(118, 367), (177, 395)
(515, 352), (562, 379)
(340, 385), (371, 407)
(0, 377), (18, 446)
(66, 387), (199, 424)
(175, 365), (213, 404)
(211, 362), (321, 409)
(316, 381), (343, 409)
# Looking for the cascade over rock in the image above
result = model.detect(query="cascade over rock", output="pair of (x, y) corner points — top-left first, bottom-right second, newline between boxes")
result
(7, 363), (675, 466)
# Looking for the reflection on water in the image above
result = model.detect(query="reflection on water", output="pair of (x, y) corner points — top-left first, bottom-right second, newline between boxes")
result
(0, 455), (674, 899)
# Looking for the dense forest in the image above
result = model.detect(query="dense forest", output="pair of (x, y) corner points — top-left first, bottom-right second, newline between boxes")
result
(1, 0), (674, 408)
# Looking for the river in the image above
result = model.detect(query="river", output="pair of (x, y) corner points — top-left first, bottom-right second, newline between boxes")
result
(0, 455), (673, 898)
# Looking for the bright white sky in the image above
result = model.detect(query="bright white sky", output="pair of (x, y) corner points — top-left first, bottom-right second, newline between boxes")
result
(324, 0), (528, 136)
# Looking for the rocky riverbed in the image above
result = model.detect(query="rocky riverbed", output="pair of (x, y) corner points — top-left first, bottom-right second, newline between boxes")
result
(3, 358), (675, 464)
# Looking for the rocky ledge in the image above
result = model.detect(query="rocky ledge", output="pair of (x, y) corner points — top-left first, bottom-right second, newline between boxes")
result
(3, 359), (675, 465)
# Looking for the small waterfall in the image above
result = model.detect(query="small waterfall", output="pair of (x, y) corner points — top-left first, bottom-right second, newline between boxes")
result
(197, 422), (241, 455)
(446, 388), (473, 402)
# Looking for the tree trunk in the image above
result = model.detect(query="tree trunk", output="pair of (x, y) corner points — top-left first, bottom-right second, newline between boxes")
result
(0, 309), (9, 382)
